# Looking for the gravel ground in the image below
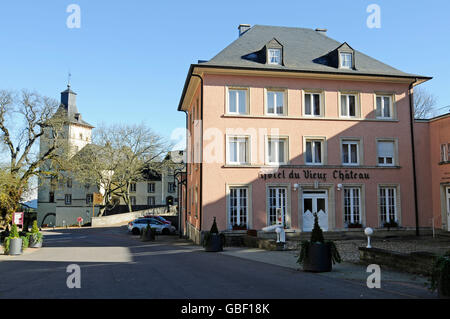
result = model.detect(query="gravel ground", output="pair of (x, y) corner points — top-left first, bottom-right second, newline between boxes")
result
(287, 236), (450, 263)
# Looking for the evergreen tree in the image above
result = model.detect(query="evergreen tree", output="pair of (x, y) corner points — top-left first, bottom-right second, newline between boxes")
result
(10, 224), (19, 239)
(310, 213), (324, 243)
(210, 217), (219, 234)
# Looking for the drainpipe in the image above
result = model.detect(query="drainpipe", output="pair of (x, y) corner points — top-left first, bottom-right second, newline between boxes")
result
(408, 78), (420, 236)
(182, 110), (188, 238)
(191, 74), (203, 232)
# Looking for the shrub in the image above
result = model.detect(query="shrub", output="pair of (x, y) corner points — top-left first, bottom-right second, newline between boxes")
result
(9, 224), (19, 239)
(310, 213), (324, 243)
(210, 217), (219, 234)
(21, 236), (29, 249)
(429, 251), (450, 296)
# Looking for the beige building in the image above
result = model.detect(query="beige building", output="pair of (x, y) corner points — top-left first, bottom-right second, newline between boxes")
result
(37, 85), (184, 226)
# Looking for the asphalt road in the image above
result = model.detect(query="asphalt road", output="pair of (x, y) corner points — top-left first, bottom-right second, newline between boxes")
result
(0, 226), (436, 299)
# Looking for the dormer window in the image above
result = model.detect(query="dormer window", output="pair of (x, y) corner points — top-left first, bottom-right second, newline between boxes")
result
(340, 52), (353, 69)
(268, 49), (281, 65)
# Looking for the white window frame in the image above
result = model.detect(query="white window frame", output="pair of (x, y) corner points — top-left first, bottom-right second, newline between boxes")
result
(441, 144), (448, 162)
(130, 196), (136, 206)
(265, 89), (286, 116)
(303, 92), (322, 117)
(379, 187), (398, 224)
(130, 183), (137, 192)
(168, 182), (176, 193)
(147, 182), (155, 193)
(228, 187), (249, 229)
(376, 95), (394, 119)
(340, 93), (359, 118)
(147, 196), (155, 206)
(227, 88), (248, 115)
(343, 187), (361, 225)
(304, 139), (325, 165)
(266, 137), (289, 165)
(268, 48), (281, 65)
(340, 52), (353, 69)
(86, 194), (93, 205)
(342, 140), (360, 166)
(65, 194), (72, 205)
(227, 136), (250, 165)
(267, 187), (288, 226)
(377, 140), (396, 166)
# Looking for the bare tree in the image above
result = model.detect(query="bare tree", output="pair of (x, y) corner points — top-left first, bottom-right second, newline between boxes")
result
(414, 87), (437, 119)
(72, 123), (169, 215)
(0, 90), (68, 226)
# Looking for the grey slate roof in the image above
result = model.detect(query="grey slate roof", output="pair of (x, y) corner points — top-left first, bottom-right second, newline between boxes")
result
(202, 25), (426, 78)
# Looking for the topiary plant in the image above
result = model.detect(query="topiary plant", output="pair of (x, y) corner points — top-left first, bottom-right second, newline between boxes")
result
(3, 224), (21, 254)
(9, 224), (20, 239)
(29, 220), (43, 244)
(210, 217), (219, 234)
(310, 213), (325, 243)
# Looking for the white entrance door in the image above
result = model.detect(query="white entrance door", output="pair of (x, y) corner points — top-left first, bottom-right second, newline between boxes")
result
(446, 187), (450, 232)
(268, 187), (287, 226)
(303, 191), (328, 231)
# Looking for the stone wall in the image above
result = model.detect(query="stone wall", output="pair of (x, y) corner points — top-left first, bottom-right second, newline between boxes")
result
(359, 247), (438, 276)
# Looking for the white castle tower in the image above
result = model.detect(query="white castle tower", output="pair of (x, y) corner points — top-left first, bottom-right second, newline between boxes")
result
(37, 85), (95, 226)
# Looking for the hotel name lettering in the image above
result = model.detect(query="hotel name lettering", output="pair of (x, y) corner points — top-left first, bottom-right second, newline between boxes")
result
(259, 169), (370, 182)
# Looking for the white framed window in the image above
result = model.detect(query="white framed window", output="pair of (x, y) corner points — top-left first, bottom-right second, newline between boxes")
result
(227, 136), (250, 165)
(130, 183), (137, 192)
(340, 52), (353, 69)
(304, 92), (322, 116)
(267, 137), (288, 165)
(147, 182), (155, 193)
(305, 139), (324, 165)
(376, 95), (393, 119)
(147, 196), (155, 206)
(228, 88), (248, 114)
(168, 182), (176, 193)
(268, 187), (287, 226)
(379, 187), (397, 224)
(268, 48), (281, 65)
(342, 140), (359, 165)
(340, 94), (358, 117)
(344, 188), (361, 224)
(130, 196), (136, 206)
(266, 90), (285, 115)
(377, 141), (395, 166)
(229, 187), (248, 229)
(441, 144), (448, 162)
(86, 194), (93, 205)
(65, 194), (72, 205)
(67, 178), (72, 188)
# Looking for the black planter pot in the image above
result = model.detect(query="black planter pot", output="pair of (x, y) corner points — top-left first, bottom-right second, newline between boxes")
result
(302, 242), (332, 273)
(29, 236), (43, 248)
(140, 228), (155, 242)
(205, 234), (223, 252)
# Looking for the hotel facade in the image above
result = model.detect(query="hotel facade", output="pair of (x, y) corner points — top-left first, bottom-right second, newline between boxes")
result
(177, 25), (448, 243)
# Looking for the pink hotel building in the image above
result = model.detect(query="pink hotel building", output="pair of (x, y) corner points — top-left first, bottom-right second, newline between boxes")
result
(177, 25), (450, 243)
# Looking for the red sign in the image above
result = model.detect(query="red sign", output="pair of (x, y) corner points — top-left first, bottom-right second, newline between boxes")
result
(77, 217), (83, 223)
(13, 212), (24, 226)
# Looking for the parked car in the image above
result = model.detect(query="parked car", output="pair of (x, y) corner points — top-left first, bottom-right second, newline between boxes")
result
(128, 218), (176, 235)
(143, 215), (171, 225)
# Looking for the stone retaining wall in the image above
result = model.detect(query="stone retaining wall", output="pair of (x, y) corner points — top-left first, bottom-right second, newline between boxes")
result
(359, 247), (438, 276)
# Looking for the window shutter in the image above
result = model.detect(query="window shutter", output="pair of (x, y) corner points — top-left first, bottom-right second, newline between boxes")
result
(378, 142), (394, 157)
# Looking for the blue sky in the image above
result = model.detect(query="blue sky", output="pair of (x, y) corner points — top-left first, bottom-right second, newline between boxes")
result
(1, 0), (449, 148)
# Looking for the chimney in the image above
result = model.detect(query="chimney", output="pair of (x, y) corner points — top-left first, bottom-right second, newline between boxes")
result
(238, 24), (251, 37)
(315, 28), (328, 36)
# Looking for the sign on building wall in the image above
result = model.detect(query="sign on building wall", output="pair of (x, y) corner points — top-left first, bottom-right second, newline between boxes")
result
(13, 212), (24, 226)
(93, 193), (103, 205)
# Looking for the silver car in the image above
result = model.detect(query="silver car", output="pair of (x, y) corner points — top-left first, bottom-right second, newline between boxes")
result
(128, 218), (176, 235)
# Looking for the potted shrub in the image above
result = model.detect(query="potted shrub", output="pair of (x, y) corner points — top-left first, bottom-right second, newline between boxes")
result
(28, 221), (43, 248)
(140, 223), (156, 242)
(429, 251), (450, 298)
(3, 224), (23, 255)
(203, 217), (225, 252)
(297, 213), (341, 272)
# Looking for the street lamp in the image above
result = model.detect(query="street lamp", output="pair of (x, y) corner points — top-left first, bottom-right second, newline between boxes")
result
(364, 227), (373, 248)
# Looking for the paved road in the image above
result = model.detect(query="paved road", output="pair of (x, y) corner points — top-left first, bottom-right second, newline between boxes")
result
(0, 226), (436, 299)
